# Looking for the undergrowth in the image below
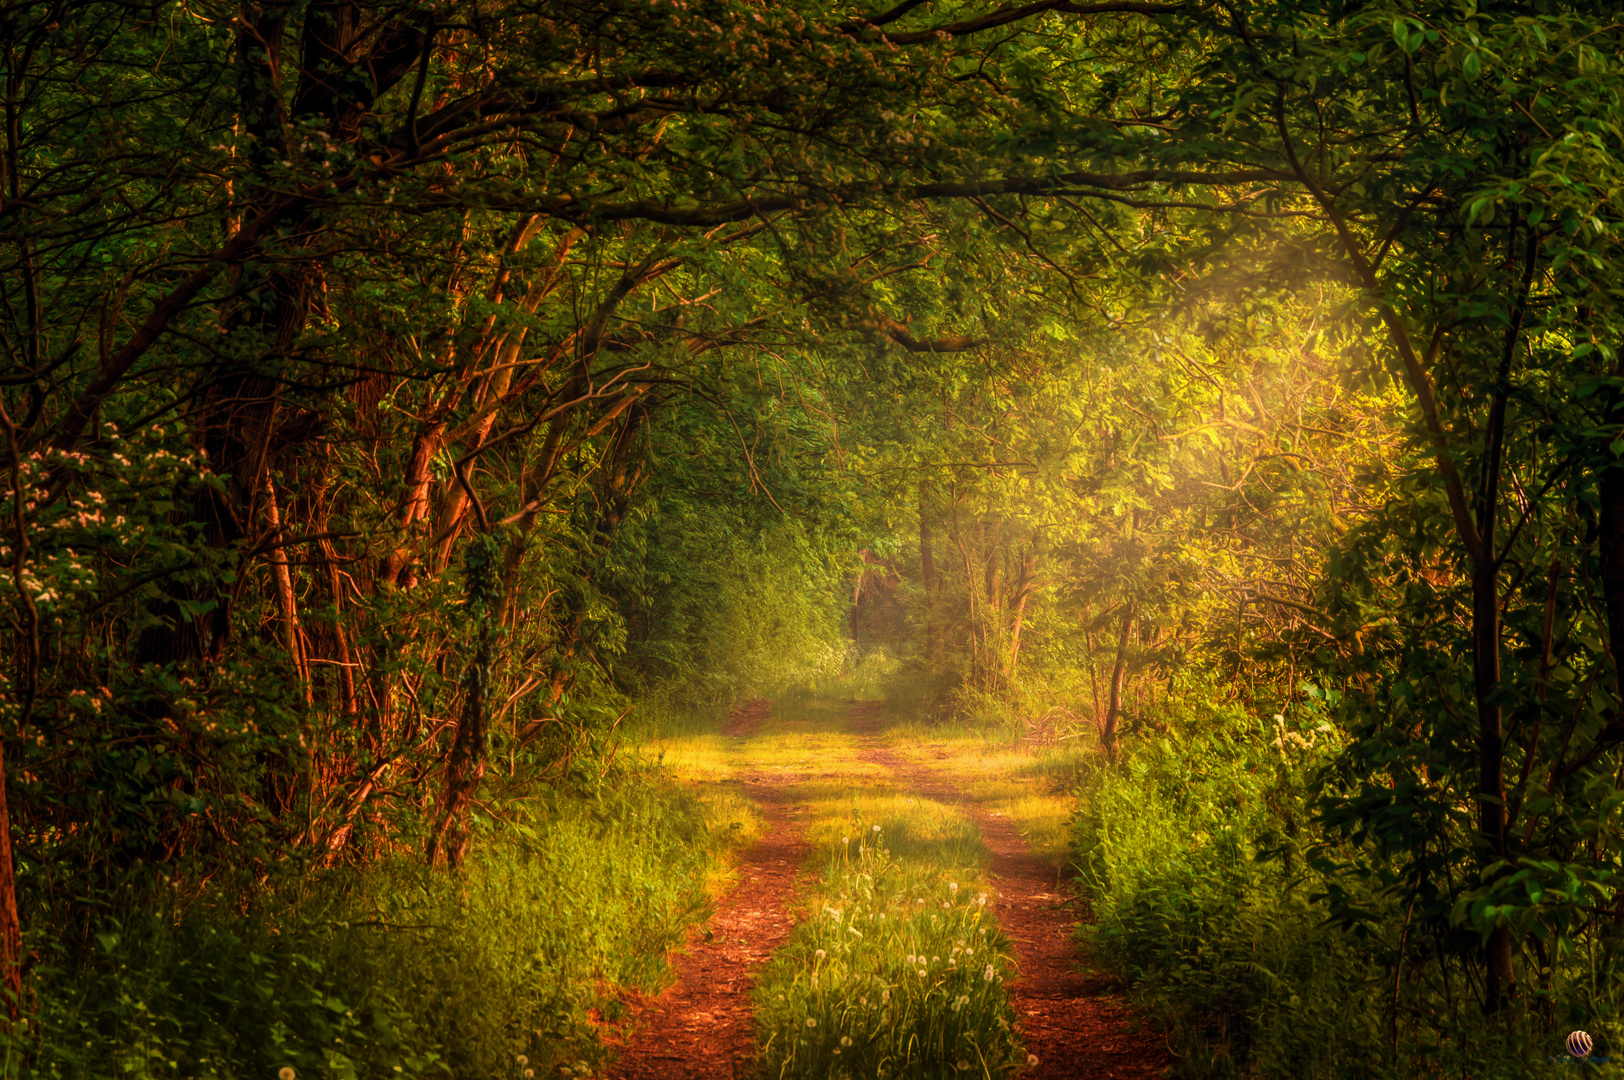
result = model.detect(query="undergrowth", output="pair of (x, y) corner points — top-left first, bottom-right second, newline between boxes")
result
(1070, 704), (1608, 1079)
(6, 775), (733, 1080)
(754, 819), (1023, 1080)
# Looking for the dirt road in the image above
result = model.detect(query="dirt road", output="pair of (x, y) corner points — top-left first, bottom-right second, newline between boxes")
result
(607, 699), (1168, 1079)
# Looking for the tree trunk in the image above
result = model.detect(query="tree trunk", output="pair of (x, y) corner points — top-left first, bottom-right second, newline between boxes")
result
(427, 532), (500, 869)
(920, 480), (938, 665)
(264, 474), (311, 704)
(0, 737), (19, 1020)
(1599, 379), (1624, 713)
(1102, 603), (1135, 758)
(1005, 551), (1036, 682)
(0, 406), (28, 1018)
(1474, 562), (1514, 1011)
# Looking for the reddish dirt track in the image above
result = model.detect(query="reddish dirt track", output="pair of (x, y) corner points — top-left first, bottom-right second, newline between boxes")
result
(855, 703), (1170, 1080)
(606, 699), (1168, 1080)
(974, 811), (1171, 1080)
(605, 701), (808, 1080)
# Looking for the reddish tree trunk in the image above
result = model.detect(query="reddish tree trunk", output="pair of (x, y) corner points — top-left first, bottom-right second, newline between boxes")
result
(0, 742), (19, 1020)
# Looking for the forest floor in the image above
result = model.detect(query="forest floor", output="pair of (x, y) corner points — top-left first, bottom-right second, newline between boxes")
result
(606, 697), (1170, 1080)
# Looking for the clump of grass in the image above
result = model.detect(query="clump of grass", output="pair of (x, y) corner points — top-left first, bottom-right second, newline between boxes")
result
(754, 824), (1022, 1079)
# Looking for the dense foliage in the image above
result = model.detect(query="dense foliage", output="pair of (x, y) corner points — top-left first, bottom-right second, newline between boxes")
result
(3, 0), (1624, 1075)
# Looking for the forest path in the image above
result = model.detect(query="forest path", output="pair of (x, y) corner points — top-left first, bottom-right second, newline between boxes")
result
(851, 702), (1169, 1080)
(610, 697), (1168, 1080)
(605, 700), (812, 1080)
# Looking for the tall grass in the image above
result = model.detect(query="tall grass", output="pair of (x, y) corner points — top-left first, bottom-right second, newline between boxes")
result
(1069, 708), (1602, 1079)
(7, 776), (728, 1080)
(754, 819), (1024, 1079)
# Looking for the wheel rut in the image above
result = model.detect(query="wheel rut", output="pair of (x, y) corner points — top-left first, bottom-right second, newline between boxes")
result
(605, 700), (808, 1080)
(851, 701), (1170, 1080)
(608, 699), (1167, 1080)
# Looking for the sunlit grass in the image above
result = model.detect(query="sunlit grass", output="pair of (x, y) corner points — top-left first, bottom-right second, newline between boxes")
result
(617, 689), (1097, 1078)
(26, 774), (732, 1080)
(630, 699), (887, 783)
(876, 727), (1088, 865)
(753, 817), (1023, 1079)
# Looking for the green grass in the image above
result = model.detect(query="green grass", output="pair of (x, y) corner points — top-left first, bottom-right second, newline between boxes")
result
(879, 724), (1088, 866)
(1066, 719), (1592, 1079)
(750, 790), (1025, 1080)
(10, 773), (739, 1080)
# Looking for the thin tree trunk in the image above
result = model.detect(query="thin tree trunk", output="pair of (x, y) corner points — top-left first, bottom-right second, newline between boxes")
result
(1103, 603), (1135, 758)
(322, 539), (358, 718)
(1006, 551), (1036, 682)
(1084, 619), (1102, 723)
(1469, 227), (1536, 1015)
(920, 479), (937, 665)
(1599, 368), (1624, 715)
(427, 532), (499, 870)
(0, 736), (19, 1021)
(264, 475), (311, 704)
(0, 403), (29, 1019)
(1474, 563), (1513, 1009)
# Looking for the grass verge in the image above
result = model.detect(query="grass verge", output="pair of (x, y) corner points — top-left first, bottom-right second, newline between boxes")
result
(9, 772), (739, 1080)
(1068, 715), (1563, 1079)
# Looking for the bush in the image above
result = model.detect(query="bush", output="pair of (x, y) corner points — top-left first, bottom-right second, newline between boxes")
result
(1069, 704), (1612, 1079)
(1071, 709), (1392, 1079)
